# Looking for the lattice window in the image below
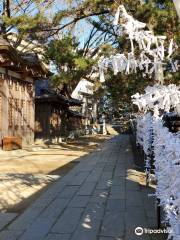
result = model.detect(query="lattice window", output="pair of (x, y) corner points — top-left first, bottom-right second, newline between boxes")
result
(8, 98), (13, 127)
(22, 83), (25, 92)
(16, 99), (20, 114)
(15, 81), (19, 91)
(14, 99), (19, 129)
(21, 100), (25, 127)
(27, 100), (31, 127)
(23, 100), (27, 127)
(27, 84), (33, 97)
(0, 96), (2, 130)
(8, 76), (13, 89)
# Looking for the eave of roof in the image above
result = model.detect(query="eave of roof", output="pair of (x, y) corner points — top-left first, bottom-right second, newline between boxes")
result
(0, 36), (50, 78)
(67, 109), (85, 118)
(35, 93), (69, 104)
(68, 98), (83, 106)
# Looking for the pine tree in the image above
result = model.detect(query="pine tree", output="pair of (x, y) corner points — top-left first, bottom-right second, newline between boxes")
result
(44, 0), (179, 107)
(45, 34), (96, 91)
(85, 0), (180, 112)
(0, 0), (55, 48)
(1, 0), (178, 109)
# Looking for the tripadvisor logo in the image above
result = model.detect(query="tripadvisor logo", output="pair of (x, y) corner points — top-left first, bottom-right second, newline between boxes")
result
(135, 227), (143, 235)
(135, 227), (172, 235)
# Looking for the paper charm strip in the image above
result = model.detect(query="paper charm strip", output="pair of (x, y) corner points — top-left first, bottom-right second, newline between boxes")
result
(98, 5), (179, 81)
(153, 118), (180, 239)
(131, 84), (180, 115)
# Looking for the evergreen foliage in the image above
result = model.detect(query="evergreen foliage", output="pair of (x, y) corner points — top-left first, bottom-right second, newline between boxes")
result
(45, 34), (96, 91)
(0, 1), (179, 111)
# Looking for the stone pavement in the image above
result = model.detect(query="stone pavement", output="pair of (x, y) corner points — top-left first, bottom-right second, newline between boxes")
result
(0, 135), (162, 240)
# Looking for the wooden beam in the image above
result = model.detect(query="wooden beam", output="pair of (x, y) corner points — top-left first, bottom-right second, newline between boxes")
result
(0, 61), (14, 67)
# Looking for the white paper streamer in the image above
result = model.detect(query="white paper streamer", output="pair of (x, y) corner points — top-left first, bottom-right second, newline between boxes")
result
(98, 5), (178, 81)
(153, 118), (180, 239)
(133, 83), (180, 239)
(113, 6), (120, 25)
(132, 84), (180, 114)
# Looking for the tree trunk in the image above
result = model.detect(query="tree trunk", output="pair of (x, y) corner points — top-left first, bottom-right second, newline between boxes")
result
(1, 0), (10, 34)
(3, 0), (11, 17)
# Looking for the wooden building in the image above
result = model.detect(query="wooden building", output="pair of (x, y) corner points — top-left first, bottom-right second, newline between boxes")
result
(35, 81), (84, 142)
(0, 37), (48, 149)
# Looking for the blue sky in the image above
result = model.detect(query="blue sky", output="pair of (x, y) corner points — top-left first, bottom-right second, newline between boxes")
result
(0, 0), (97, 48)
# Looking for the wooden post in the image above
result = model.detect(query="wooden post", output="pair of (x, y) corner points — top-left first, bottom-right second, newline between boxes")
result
(92, 99), (98, 124)
(102, 113), (107, 135)
(82, 96), (88, 134)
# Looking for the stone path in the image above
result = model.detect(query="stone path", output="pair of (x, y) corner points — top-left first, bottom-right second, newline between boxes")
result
(0, 135), (161, 240)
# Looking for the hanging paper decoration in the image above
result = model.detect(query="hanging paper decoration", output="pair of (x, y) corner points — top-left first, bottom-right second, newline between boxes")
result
(132, 84), (180, 239)
(136, 112), (153, 155)
(113, 5), (146, 31)
(108, 4), (180, 238)
(153, 118), (180, 240)
(98, 5), (178, 81)
(132, 84), (180, 114)
(113, 6), (121, 26)
(71, 79), (94, 100)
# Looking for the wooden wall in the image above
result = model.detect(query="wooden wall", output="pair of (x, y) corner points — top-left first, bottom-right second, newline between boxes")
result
(0, 67), (35, 147)
(67, 117), (84, 132)
(35, 102), (66, 141)
(35, 102), (84, 141)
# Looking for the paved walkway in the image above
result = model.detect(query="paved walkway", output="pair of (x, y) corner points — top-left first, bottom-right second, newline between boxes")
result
(0, 135), (159, 240)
